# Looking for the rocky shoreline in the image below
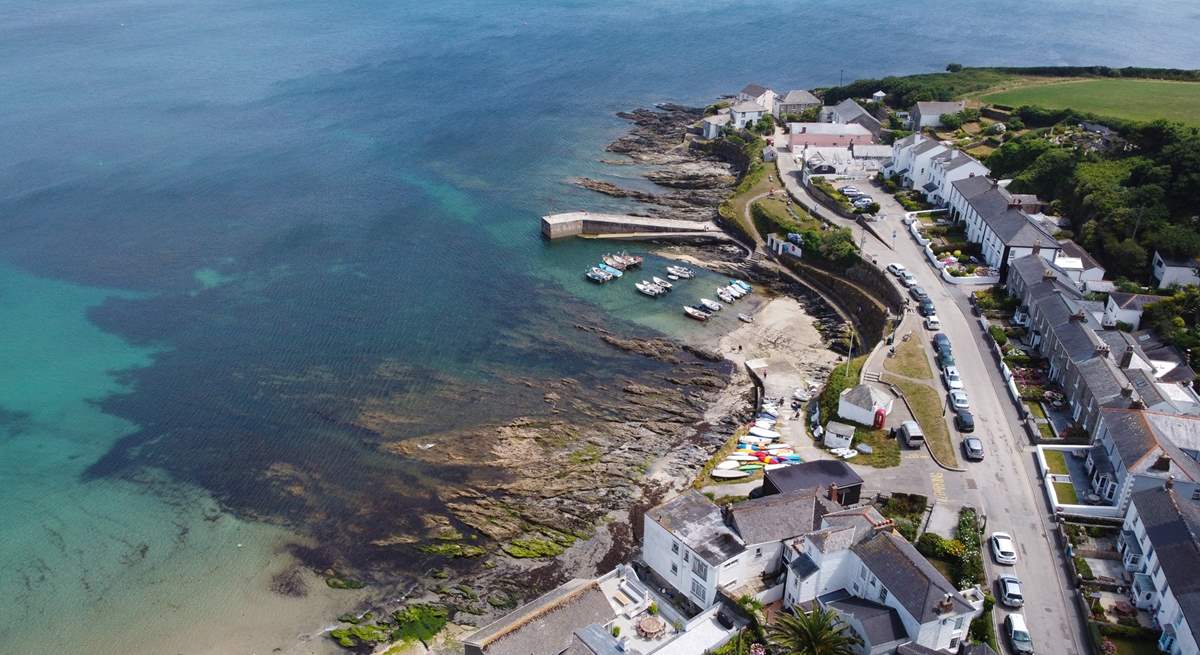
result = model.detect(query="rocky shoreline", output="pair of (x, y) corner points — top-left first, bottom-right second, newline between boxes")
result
(298, 103), (846, 655)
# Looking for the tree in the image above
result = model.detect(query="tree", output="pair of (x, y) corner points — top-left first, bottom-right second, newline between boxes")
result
(767, 608), (862, 655)
(940, 113), (964, 130)
(946, 63), (964, 72)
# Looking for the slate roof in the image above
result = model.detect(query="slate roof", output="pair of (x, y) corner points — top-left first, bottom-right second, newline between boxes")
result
(740, 83), (771, 98)
(565, 624), (640, 655)
(1090, 443), (1115, 477)
(914, 100), (965, 116)
(851, 531), (974, 623)
(1100, 409), (1200, 481)
(910, 139), (947, 157)
(788, 552), (820, 579)
(781, 89), (820, 106)
(1059, 239), (1102, 271)
(646, 489), (745, 565)
(731, 100), (767, 114)
(832, 98), (870, 121)
(1109, 291), (1161, 311)
(1074, 356), (1130, 407)
(842, 383), (891, 409)
(765, 460), (863, 495)
(703, 113), (731, 126)
(1129, 476), (1200, 647)
(893, 133), (921, 150)
(728, 489), (838, 545)
(967, 187), (1058, 247)
(824, 593), (908, 646)
(825, 420), (856, 439)
(465, 578), (617, 655)
(943, 152), (985, 172)
(897, 643), (945, 655)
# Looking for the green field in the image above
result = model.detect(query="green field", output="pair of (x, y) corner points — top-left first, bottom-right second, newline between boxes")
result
(981, 78), (1200, 126)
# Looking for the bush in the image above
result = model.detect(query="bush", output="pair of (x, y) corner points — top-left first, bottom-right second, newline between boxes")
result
(988, 325), (1009, 346)
(648, 602), (658, 615)
(917, 532), (946, 557)
(611, 625), (621, 637)
(1074, 555), (1095, 580)
(893, 518), (917, 542)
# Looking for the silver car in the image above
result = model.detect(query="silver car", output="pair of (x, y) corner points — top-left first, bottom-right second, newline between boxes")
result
(998, 574), (1024, 608)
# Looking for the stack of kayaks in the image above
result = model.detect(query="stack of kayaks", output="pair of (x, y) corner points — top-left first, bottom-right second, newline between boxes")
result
(709, 409), (802, 479)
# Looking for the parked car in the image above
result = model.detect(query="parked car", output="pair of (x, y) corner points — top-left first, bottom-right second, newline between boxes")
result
(997, 574), (1024, 608)
(1005, 613), (1034, 654)
(949, 390), (969, 410)
(886, 262), (906, 277)
(937, 349), (956, 371)
(899, 271), (917, 287)
(955, 410), (976, 433)
(908, 285), (928, 301)
(941, 366), (963, 389)
(894, 420), (925, 448)
(839, 185), (860, 195)
(919, 300), (936, 317)
(962, 435), (984, 460)
(990, 532), (1018, 565)
(932, 333), (951, 353)
(853, 196), (874, 207)
(924, 315), (941, 331)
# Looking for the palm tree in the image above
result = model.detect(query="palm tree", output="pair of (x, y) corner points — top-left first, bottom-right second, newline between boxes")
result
(765, 607), (862, 655)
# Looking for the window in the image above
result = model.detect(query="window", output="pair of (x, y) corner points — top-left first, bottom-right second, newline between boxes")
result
(755, 547), (762, 559)
(860, 565), (868, 580)
(692, 559), (709, 579)
(955, 616), (965, 630)
(671, 542), (679, 555)
(691, 579), (705, 602)
(670, 563), (678, 575)
(878, 588), (888, 603)
(724, 559), (738, 568)
(683, 552), (689, 563)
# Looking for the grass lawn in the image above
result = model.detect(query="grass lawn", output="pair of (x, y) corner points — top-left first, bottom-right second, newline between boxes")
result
(851, 427), (900, 468)
(1043, 449), (1070, 475)
(929, 557), (957, 582)
(1039, 422), (1057, 440)
(883, 374), (958, 467)
(752, 197), (823, 236)
(980, 78), (1200, 127)
(1025, 401), (1047, 419)
(722, 155), (776, 240)
(884, 336), (933, 380)
(1054, 481), (1080, 505)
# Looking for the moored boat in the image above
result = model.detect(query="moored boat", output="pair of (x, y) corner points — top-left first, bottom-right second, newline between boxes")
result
(683, 306), (710, 321)
(635, 281), (662, 297)
(616, 251), (643, 268)
(602, 254), (627, 270)
(716, 289), (735, 304)
(715, 460), (741, 470)
(598, 263), (623, 278)
(711, 469), (749, 479)
(725, 284), (746, 298)
(666, 265), (695, 279)
(651, 276), (672, 290)
(731, 279), (752, 292)
(749, 426), (781, 440)
(738, 313), (754, 323)
(699, 298), (722, 312)
(586, 268), (610, 283)
(666, 274), (680, 281)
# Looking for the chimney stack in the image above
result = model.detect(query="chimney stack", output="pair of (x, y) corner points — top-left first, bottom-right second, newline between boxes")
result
(1070, 310), (1086, 322)
(1120, 348), (1135, 369)
(1096, 344), (1111, 357)
(1121, 385), (1133, 397)
(1167, 475), (1176, 490)
(828, 483), (840, 504)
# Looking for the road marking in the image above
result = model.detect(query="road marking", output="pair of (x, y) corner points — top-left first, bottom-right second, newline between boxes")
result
(931, 472), (947, 501)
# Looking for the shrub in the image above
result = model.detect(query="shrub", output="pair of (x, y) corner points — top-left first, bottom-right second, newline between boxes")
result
(917, 532), (946, 557)
(1097, 622), (1159, 640)
(1074, 555), (1095, 580)
(893, 518), (917, 542)
(611, 625), (621, 637)
(988, 325), (1009, 346)
(648, 602), (658, 615)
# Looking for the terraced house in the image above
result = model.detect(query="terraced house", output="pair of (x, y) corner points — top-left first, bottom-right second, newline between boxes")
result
(1117, 476), (1200, 655)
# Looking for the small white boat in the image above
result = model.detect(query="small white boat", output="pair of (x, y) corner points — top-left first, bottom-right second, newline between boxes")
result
(763, 444), (791, 451)
(636, 281), (661, 297)
(764, 463), (790, 471)
(792, 387), (812, 401)
(731, 280), (752, 292)
(683, 306), (710, 321)
(699, 298), (722, 312)
(840, 449), (859, 460)
(754, 419), (776, 430)
(740, 435), (774, 445)
(667, 265), (695, 279)
(726, 284), (747, 298)
(738, 313), (753, 324)
(759, 406), (779, 418)
(728, 453), (758, 461)
(715, 460), (741, 470)
(717, 291), (734, 304)
(749, 427), (781, 440)
(667, 274), (680, 281)
(652, 276), (673, 290)
(711, 469), (750, 479)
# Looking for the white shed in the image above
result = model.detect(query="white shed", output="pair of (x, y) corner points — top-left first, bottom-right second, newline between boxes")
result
(837, 383), (893, 426)
(823, 420), (856, 449)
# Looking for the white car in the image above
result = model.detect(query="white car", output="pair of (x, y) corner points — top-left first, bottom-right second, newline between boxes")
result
(886, 262), (907, 277)
(942, 366), (963, 390)
(950, 390), (970, 410)
(990, 532), (1018, 565)
(924, 315), (941, 331)
(899, 271), (917, 287)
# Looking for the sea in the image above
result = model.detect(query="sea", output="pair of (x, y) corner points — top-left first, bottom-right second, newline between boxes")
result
(1, 0), (1196, 652)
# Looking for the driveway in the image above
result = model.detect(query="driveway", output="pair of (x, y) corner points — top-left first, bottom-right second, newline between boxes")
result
(775, 151), (1088, 655)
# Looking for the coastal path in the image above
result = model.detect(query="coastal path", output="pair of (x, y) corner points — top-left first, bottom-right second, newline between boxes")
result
(775, 152), (1089, 655)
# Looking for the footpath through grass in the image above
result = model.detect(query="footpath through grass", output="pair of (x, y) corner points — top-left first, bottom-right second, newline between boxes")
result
(883, 373), (959, 467)
(980, 78), (1200, 127)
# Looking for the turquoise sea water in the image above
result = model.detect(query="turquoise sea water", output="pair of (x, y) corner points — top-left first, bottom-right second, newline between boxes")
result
(1, 0), (1197, 652)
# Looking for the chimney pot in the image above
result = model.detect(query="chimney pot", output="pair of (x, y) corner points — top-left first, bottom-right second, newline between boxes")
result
(1121, 385), (1133, 397)
(1167, 475), (1176, 490)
